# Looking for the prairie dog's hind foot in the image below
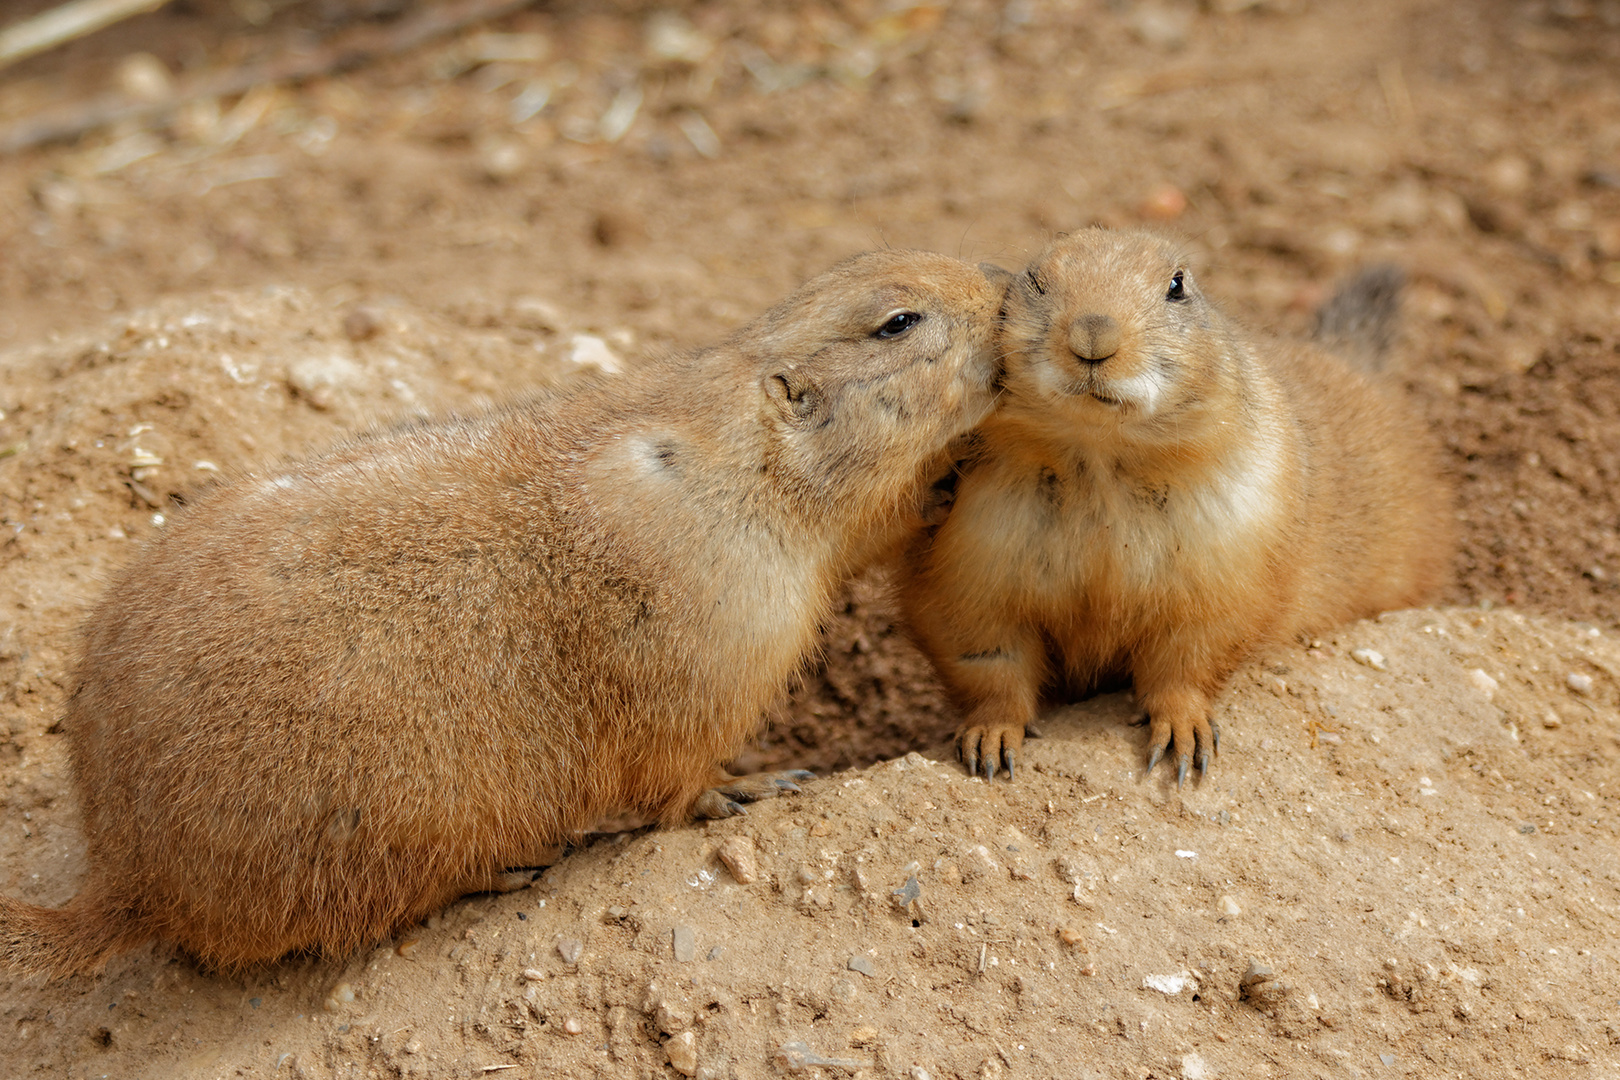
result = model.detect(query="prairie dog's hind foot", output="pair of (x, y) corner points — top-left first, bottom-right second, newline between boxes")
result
(691, 769), (817, 819)
(956, 721), (1027, 782)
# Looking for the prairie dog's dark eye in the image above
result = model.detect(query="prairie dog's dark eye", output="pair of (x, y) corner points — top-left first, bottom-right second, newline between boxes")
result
(876, 311), (922, 338)
(1166, 269), (1188, 302)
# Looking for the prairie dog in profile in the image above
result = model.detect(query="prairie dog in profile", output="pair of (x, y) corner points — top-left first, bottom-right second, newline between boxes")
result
(0, 250), (1005, 977)
(901, 228), (1450, 784)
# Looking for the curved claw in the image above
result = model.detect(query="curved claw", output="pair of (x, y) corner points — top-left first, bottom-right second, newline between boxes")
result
(725, 800), (747, 816)
(1002, 747), (1016, 782)
(961, 741), (980, 779)
(773, 779), (802, 793)
(1146, 744), (1165, 776)
(1210, 723), (1221, 753)
(1176, 756), (1189, 790)
(784, 769), (817, 782)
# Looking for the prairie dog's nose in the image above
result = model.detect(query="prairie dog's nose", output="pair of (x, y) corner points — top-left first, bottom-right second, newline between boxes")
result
(1069, 313), (1121, 363)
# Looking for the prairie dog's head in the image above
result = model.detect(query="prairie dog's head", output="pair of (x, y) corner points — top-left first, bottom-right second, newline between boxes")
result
(749, 249), (1005, 503)
(998, 228), (1234, 439)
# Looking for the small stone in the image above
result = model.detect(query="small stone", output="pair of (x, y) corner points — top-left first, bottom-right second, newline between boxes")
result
(672, 925), (697, 963)
(521, 967), (545, 982)
(849, 1024), (880, 1046)
(556, 938), (583, 965)
(1351, 648), (1387, 671)
(653, 998), (692, 1036)
(1142, 972), (1194, 995)
(342, 306), (382, 341)
(117, 52), (173, 102)
(1056, 926), (1087, 949)
(1379, 1052), (1396, 1067)
(1139, 182), (1188, 220)
(847, 955), (876, 978)
(1219, 895), (1242, 917)
(1541, 710), (1562, 730)
(286, 354), (363, 410)
(891, 874), (921, 907)
(1239, 959), (1286, 1005)
(1566, 672), (1594, 695)
(563, 332), (622, 374)
(1467, 668), (1499, 702)
(322, 982), (356, 1012)
(477, 134), (530, 181)
(509, 296), (564, 332)
(665, 1030), (698, 1076)
(562, 1017), (584, 1035)
(1180, 1051), (1214, 1080)
(714, 838), (758, 885)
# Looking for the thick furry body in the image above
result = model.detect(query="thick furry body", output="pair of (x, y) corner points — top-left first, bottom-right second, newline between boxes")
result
(901, 229), (1451, 782)
(2, 250), (1004, 976)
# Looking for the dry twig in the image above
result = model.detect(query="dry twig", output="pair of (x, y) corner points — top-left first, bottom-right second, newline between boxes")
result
(0, 0), (537, 155)
(0, 0), (171, 72)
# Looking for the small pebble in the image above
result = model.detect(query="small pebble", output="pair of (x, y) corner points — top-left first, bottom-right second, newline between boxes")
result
(1180, 1051), (1212, 1080)
(665, 1030), (698, 1076)
(1219, 895), (1242, 917)
(716, 836), (757, 884)
(653, 998), (692, 1036)
(1139, 182), (1188, 220)
(556, 938), (583, 965)
(1142, 972), (1193, 995)
(1056, 926), (1087, 949)
(322, 982), (356, 1012)
(342, 306), (382, 341)
(672, 925), (697, 963)
(1541, 710), (1562, 729)
(1351, 648), (1387, 671)
(1566, 672), (1594, 695)
(1468, 668), (1498, 702)
(1239, 959), (1286, 1005)
(847, 955), (876, 978)
(563, 332), (622, 374)
(521, 968), (545, 982)
(562, 1017), (584, 1035)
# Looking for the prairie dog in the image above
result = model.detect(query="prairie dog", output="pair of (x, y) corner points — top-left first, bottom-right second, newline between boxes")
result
(1, 250), (1005, 976)
(901, 228), (1451, 784)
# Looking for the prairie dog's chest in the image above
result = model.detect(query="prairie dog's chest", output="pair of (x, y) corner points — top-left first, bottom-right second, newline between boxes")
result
(943, 443), (1288, 596)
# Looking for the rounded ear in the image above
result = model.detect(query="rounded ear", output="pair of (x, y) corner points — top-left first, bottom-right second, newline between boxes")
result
(978, 262), (1015, 288)
(764, 372), (822, 421)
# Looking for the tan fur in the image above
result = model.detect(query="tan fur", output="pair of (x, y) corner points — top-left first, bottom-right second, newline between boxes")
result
(2, 250), (1005, 977)
(901, 228), (1452, 783)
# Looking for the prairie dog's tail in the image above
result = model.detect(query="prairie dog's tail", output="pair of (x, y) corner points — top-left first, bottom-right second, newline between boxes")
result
(1312, 263), (1405, 373)
(0, 887), (146, 978)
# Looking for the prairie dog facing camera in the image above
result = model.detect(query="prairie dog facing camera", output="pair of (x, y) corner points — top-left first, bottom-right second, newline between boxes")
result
(901, 228), (1451, 784)
(0, 249), (1006, 977)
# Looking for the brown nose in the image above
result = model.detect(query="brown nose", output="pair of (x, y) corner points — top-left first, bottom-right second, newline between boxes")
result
(1068, 314), (1121, 362)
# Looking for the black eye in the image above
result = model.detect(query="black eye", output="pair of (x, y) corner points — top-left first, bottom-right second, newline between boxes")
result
(876, 311), (922, 338)
(1166, 270), (1188, 302)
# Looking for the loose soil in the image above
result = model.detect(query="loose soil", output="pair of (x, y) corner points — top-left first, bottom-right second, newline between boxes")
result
(1, 1), (1618, 1077)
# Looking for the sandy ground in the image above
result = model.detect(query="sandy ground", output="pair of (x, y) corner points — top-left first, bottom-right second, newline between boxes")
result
(0, 0), (1618, 1077)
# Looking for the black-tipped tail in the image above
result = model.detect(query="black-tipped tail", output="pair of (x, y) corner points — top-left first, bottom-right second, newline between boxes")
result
(1312, 263), (1405, 372)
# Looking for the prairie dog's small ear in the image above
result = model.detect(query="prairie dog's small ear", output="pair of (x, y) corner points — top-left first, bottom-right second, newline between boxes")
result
(765, 371), (821, 421)
(978, 262), (1015, 288)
